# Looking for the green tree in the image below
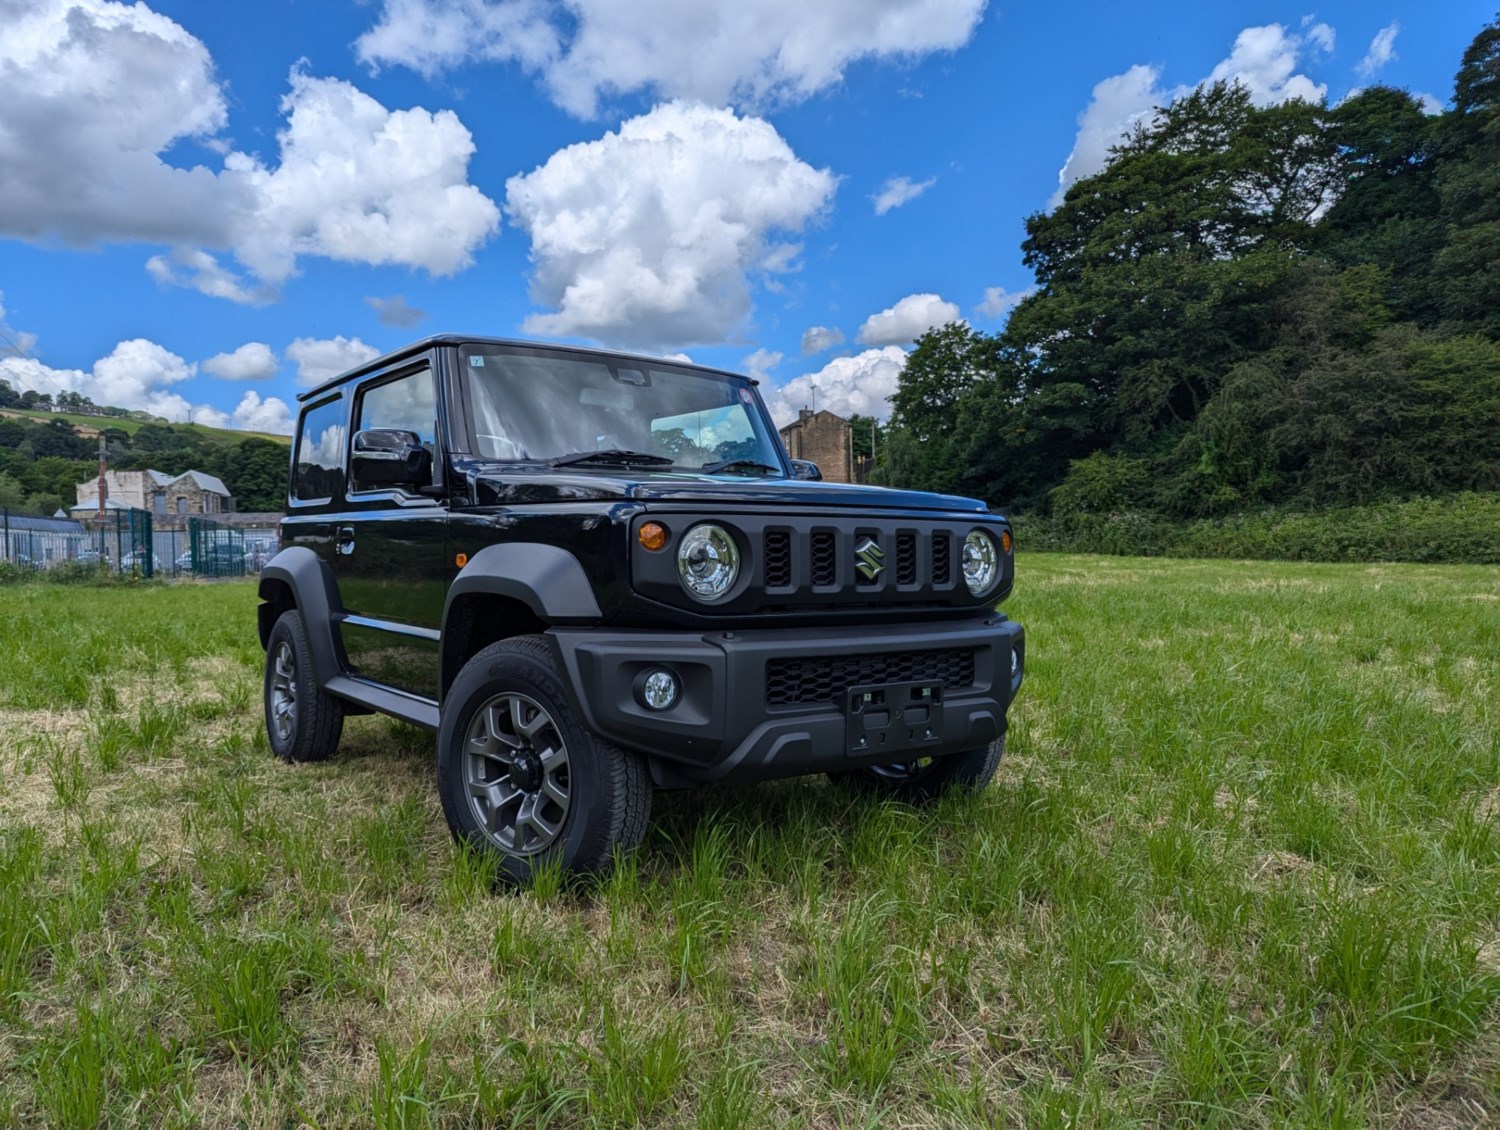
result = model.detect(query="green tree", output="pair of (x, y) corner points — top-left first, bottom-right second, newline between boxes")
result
(1430, 15), (1500, 336)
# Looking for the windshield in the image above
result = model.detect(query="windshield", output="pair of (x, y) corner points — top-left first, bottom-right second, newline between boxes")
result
(460, 345), (786, 475)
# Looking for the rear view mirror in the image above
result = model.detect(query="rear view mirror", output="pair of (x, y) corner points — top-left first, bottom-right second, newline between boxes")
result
(351, 428), (432, 492)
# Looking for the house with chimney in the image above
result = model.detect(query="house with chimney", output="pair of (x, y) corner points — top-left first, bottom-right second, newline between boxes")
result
(73, 469), (233, 525)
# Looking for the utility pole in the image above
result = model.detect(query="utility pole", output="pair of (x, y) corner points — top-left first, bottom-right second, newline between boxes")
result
(97, 433), (107, 520)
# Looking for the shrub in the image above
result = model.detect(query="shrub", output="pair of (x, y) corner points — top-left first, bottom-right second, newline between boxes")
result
(1012, 493), (1500, 564)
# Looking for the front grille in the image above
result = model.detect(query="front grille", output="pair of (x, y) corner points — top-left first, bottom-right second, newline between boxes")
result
(764, 530), (791, 588)
(932, 534), (952, 586)
(896, 533), (917, 585)
(765, 649), (977, 706)
(810, 531), (837, 586)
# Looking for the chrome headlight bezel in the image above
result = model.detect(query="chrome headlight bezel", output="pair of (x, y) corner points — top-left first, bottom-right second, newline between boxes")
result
(962, 529), (1001, 597)
(676, 523), (740, 602)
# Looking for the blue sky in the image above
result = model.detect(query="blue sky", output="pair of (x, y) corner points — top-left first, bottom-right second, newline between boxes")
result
(0, 0), (1488, 435)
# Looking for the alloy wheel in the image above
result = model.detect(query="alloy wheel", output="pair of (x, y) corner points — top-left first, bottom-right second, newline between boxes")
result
(269, 640), (297, 744)
(463, 692), (572, 855)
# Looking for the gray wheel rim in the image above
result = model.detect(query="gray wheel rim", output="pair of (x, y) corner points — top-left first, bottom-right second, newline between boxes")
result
(269, 640), (296, 744)
(868, 756), (935, 783)
(463, 692), (571, 856)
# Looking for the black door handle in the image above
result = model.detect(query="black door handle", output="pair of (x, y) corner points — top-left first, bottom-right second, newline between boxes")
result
(335, 526), (355, 555)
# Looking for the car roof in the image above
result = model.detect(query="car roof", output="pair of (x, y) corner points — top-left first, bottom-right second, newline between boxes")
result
(296, 335), (754, 403)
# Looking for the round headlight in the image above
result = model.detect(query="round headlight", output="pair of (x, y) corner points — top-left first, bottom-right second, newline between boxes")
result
(962, 530), (1000, 596)
(677, 523), (740, 601)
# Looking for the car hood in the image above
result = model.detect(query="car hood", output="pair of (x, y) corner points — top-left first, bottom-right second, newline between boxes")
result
(458, 461), (989, 514)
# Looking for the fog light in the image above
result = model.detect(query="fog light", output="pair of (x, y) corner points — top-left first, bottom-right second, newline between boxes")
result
(639, 669), (680, 711)
(1011, 649), (1019, 678)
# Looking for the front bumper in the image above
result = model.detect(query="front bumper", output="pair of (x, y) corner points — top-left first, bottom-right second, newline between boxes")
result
(547, 615), (1024, 786)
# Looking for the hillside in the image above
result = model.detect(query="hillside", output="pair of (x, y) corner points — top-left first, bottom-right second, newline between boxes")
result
(0, 407), (289, 446)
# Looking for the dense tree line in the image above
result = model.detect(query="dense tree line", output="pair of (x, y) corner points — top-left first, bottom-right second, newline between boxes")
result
(876, 16), (1500, 520)
(0, 411), (289, 516)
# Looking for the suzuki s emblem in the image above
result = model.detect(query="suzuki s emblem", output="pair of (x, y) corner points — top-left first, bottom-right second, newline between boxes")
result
(854, 537), (886, 581)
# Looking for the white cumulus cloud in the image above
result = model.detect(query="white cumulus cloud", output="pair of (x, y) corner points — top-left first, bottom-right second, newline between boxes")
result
(1358, 23), (1399, 78)
(505, 101), (837, 350)
(357, 0), (988, 118)
(146, 249), (274, 305)
(743, 349), (783, 379)
(222, 69), (500, 286)
(1304, 21), (1335, 54)
(203, 342), (278, 381)
(801, 325), (845, 354)
(0, 292), (39, 358)
(287, 336), (381, 387)
(229, 390), (294, 435)
(975, 284), (1035, 321)
(1051, 23), (1330, 206)
(871, 175), (936, 215)
(0, 0), (237, 247)
(857, 293), (961, 346)
(764, 346), (908, 426)
(0, 1), (499, 299)
(0, 340), (230, 426)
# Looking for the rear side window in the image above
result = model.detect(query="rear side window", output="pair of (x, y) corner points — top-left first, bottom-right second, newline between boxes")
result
(294, 397), (346, 502)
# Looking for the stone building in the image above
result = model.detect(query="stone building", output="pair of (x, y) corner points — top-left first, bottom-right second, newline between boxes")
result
(74, 468), (233, 524)
(778, 408), (855, 483)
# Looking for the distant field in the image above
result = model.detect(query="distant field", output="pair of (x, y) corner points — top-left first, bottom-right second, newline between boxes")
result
(0, 406), (289, 445)
(0, 557), (1495, 1126)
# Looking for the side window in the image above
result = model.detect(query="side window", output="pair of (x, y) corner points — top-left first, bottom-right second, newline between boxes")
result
(356, 368), (436, 445)
(294, 397), (347, 502)
(351, 368), (437, 493)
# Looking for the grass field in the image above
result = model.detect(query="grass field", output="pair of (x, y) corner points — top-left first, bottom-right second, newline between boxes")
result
(0, 557), (1496, 1127)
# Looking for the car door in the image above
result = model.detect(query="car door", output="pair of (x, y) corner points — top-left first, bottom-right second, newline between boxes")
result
(329, 360), (448, 701)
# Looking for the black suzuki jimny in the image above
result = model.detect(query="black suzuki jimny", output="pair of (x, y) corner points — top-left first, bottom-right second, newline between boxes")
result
(258, 336), (1024, 881)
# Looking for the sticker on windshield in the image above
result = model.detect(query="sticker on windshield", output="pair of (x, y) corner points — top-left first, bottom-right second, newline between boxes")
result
(468, 355), (485, 368)
(738, 387), (754, 404)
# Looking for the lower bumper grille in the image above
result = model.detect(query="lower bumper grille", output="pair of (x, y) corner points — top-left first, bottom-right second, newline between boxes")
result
(765, 648), (977, 707)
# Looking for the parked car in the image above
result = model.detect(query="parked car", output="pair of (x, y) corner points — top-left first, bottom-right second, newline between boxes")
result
(257, 335), (1024, 883)
(174, 550), (194, 574)
(121, 551), (161, 573)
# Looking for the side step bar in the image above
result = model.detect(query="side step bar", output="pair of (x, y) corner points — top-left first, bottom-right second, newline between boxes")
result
(324, 676), (440, 732)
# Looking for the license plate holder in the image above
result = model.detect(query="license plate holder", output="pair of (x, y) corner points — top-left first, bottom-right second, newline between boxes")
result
(846, 681), (945, 756)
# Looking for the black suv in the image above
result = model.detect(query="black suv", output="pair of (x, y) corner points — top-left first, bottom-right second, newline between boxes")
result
(258, 337), (1024, 881)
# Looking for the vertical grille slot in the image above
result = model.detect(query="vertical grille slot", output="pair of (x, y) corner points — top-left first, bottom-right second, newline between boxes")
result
(764, 530), (791, 588)
(931, 532), (952, 586)
(810, 531), (837, 587)
(895, 533), (917, 585)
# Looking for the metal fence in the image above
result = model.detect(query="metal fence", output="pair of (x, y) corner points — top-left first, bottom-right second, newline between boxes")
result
(1, 509), (279, 579)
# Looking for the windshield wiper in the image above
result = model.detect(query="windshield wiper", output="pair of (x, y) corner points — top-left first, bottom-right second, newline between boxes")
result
(548, 449), (675, 469)
(701, 458), (783, 476)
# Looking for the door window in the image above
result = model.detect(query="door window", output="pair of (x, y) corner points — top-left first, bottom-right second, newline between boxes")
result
(351, 368), (437, 493)
(294, 397), (347, 502)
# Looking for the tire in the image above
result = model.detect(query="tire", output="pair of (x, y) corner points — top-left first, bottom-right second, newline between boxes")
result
(436, 634), (651, 883)
(830, 736), (1005, 804)
(264, 610), (345, 763)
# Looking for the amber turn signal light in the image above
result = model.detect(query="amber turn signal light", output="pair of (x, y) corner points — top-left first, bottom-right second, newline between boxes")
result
(455, 552), (468, 568)
(1000, 530), (1013, 554)
(638, 522), (668, 551)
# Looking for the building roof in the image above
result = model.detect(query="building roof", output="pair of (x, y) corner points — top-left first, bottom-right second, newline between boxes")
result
(147, 469), (174, 487)
(167, 470), (231, 496)
(5, 513), (86, 533)
(778, 408), (849, 432)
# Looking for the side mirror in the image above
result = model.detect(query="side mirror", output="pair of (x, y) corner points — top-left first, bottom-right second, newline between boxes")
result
(351, 428), (433, 492)
(790, 459), (823, 481)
